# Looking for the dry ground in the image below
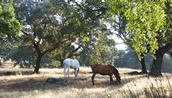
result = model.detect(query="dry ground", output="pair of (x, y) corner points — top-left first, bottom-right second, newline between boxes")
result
(0, 62), (172, 98)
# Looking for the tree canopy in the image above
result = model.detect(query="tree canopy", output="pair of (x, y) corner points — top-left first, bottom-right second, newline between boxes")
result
(0, 0), (21, 39)
(106, 0), (172, 76)
(11, 0), (115, 73)
(106, 0), (171, 57)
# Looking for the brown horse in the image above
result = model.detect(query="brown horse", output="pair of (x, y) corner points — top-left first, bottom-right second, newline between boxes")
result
(91, 64), (121, 85)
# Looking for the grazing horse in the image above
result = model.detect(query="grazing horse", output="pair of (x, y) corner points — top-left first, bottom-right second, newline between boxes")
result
(91, 64), (121, 85)
(63, 58), (80, 78)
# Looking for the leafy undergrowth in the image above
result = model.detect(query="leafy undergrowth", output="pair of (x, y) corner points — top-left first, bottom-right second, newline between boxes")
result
(0, 67), (171, 98)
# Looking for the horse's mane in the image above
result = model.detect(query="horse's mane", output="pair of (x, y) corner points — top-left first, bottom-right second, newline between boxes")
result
(108, 65), (119, 75)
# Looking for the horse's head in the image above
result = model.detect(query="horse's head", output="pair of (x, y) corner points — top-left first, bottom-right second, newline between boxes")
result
(109, 65), (121, 84)
(117, 76), (121, 84)
(114, 71), (121, 84)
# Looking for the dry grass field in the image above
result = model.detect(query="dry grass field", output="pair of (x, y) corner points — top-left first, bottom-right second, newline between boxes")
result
(0, 62), (172, 98)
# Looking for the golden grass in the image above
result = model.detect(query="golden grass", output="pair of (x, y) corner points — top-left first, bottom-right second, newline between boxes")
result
(0, 67), (171, 98)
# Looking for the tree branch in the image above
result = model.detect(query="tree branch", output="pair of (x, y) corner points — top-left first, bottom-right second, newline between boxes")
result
(68, 44), (82, 58)
(161, 43), (172, 54)
(21, 30), (36, 42)
(42, 39), (69, 55)
(21, 30), (29, 36)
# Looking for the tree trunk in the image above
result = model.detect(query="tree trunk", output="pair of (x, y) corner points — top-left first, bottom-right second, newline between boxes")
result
(141, 54), (147, 73)
(60, 59), (64, 68)
(34, 54), (42, 73)
(149, 44), (172, 77)
(149, 50), (163, 76)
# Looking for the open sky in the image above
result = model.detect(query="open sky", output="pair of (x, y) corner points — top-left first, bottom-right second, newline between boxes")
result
(109, 34), (127, 50)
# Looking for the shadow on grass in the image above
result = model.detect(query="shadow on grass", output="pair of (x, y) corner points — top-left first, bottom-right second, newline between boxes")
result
(0, 70), (148, 92)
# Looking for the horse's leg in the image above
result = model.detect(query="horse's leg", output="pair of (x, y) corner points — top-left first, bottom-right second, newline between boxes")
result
(74, 68), (78, 78)
(64, 67), (66, 77)
(110, 75), (113, 85)
(67, 67), (70, 78)
(74, 69), (76, 77)
(92, 73), (96, 85)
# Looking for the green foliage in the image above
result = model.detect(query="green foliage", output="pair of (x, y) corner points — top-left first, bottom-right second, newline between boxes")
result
(106, 0), (172, 60)
(0, 39), (14, 58)
(0, 0), (21, 39)
(2, 37), (54, 68)
(10, 0), (116, 69)
(2, 37), (36, 68)
(50, 22), (118, 67)
(6, 47), (37, 68)
(78, 29), (119, 66)
(114, 49), (172, 73)
(114, 49), (142, 69)
(125, 1), (166, 57)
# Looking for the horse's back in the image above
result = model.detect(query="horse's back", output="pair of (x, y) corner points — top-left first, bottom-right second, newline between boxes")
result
(63, 58), (72, 66)
(107, 65), (119, 73)
(91, 64), (100, 71)
(63, 58), (80, 68)
(91, 64), (110, 74)
(71, 59), (80, 68)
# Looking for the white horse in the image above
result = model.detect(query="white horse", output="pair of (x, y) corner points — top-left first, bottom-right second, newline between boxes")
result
(63, 58), (80, 78)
